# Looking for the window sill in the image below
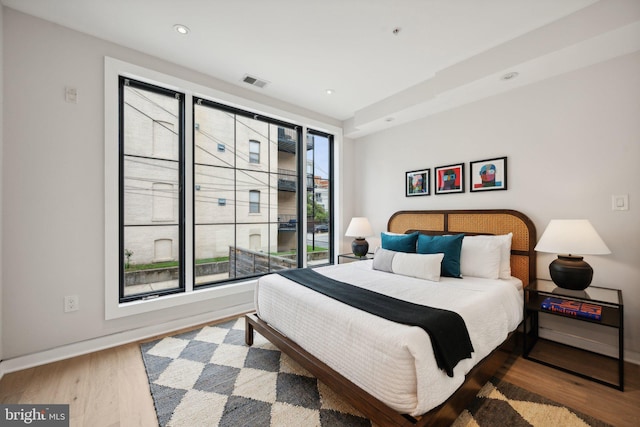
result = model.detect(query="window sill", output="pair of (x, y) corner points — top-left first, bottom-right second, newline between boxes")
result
(105, 279), (256, 320)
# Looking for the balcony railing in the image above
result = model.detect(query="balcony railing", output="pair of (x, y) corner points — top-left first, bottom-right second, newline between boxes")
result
(278, 215), (297, 231)
(278, 168), (297, 192)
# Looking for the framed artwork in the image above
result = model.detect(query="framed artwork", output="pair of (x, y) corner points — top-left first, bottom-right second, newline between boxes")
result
(470, 157), (508, 192)
(435, 163), (465, 195)
(406, 169), (430, 196)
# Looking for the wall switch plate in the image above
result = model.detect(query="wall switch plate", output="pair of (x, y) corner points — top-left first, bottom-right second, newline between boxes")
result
(65, 87), (77, 103)
(612, 194), (629, 211)
(64, 295), (79, 312)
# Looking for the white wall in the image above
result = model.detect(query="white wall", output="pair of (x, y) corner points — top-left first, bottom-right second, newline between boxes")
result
(0, 4), (4, 365)
(1, 8), (340, 363)
(351, 51), (640, 359)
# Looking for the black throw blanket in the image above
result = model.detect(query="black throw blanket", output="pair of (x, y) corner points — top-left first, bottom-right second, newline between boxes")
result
(278, 268), (474, 377)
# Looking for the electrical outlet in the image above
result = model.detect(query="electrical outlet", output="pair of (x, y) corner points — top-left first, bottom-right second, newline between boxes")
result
(64, 295), (79, 312)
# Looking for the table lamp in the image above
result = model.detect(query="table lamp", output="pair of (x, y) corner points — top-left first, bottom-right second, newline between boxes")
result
(345, 217), (373, 257)
(534, 219), (610, 290)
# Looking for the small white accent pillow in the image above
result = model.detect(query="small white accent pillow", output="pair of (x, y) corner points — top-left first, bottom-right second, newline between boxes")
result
(460, 236), (503, 279)
(391, 252), (444, 282)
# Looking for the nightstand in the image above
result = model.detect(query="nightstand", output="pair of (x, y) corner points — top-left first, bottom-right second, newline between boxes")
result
(338, 253), (374, 264)
(523, 279), (624, 390)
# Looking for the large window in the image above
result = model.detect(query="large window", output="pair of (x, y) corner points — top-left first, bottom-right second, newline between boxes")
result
(307, 129), (334, 265)
(193, 98), (303, 286)
(114, 71), (333, 305)
(119, 77), (185, 302)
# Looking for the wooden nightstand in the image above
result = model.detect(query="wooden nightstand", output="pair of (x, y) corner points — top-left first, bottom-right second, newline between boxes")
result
(523, 279), (624, 390)
(337, 253), (374, 264)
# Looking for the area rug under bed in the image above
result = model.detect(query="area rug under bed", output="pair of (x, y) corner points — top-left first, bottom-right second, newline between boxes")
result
(140, 317), (611, 427)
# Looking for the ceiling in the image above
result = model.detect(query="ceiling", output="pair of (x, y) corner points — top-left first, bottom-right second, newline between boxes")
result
(3, 0), (640, 137)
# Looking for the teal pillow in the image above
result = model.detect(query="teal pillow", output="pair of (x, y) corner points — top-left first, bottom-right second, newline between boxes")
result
(417, 234), (464, 278)
(381, 231), (419, 253)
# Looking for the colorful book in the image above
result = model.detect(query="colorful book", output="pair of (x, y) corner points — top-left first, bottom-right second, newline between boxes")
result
(540, 297), (602, 321)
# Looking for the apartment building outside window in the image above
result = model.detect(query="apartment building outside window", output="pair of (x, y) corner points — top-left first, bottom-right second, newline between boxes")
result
(119, 77), (185, 302)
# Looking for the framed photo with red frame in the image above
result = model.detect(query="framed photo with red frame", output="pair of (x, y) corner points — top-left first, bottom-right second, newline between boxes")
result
(435, 163), (464, 195)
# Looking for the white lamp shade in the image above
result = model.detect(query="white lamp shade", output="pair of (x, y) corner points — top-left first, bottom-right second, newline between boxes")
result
(534, 219), (611, 255)
(345, 217), (373, 238)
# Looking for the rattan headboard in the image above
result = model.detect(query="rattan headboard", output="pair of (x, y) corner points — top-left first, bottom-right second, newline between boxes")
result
(387, 209), (536, 286)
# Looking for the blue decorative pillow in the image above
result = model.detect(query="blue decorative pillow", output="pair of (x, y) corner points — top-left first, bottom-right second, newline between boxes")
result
(381, 231), (419, 253)
(417, 234), (464, 278)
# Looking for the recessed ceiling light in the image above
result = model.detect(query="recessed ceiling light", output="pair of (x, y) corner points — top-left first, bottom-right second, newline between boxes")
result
(173, 24), (190, 35)
(501, 72), (519, 81)
(325, 89), (334, 95)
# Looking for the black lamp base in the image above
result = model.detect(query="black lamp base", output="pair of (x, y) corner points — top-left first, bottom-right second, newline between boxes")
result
(352, 238), (369, 257)
(549, 255), (593, 290)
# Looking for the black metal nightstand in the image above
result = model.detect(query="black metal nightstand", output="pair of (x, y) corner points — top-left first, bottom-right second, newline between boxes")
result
(523, 279), (624, 390)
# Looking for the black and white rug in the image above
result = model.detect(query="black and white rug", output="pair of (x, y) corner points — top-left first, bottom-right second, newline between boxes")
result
(140, 317), (369, 426)
(140, 317), (611, 427)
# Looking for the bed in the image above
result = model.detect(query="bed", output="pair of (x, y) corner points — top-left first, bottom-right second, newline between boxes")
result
(245, 209), (536, 426)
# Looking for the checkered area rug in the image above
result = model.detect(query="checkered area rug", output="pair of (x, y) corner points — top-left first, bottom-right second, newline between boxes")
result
(452, 379), (612, 427)
(141, 317), (611, 427)
(140, 317), (371, 426)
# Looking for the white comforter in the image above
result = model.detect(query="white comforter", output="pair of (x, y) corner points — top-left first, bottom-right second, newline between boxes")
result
(254, 260), (523, 416)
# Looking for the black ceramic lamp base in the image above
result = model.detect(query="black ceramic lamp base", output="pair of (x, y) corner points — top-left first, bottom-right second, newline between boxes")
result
(549, 255), (593, 290)
(352, 238), (369, 257)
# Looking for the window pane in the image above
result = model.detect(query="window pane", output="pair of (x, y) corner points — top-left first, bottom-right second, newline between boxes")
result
(307, 132), (332, 266)
(194, 100), (301, 287)
(124, 157), (179, 225)
(237, 116), (268, 169)
(121, 80), (183, 300)
(123, 225), (179, 297)
(194, 107), (235, 167)
(275, 125), (298, 267)
(194, 224), (234, 285)
(195, 164), (234, 224)
(249, 190), (260, 213)
(249, 140), (260, 163)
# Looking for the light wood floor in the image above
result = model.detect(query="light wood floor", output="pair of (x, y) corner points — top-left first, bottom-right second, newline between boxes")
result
(1, 318), (638, 427)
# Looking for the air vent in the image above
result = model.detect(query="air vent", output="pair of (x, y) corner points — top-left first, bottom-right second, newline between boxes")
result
(242, 74), (269, 89)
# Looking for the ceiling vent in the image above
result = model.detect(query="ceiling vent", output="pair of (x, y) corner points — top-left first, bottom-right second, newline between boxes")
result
(242, 74), (269, 89)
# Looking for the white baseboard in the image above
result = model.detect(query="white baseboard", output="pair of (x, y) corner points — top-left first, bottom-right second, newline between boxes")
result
(0, 303), (254, 377)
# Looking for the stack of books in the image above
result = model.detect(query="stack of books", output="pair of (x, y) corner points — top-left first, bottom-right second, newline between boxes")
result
(540, 297), (602, 320)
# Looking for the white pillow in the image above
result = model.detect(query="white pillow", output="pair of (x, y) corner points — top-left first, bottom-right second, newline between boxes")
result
(496, 233), (513, 278)
(460, 236), (503, 279)
(392, 252), (444, 282)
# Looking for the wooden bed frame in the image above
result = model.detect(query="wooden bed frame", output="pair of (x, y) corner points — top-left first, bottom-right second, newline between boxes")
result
(246, 209), (536, 426)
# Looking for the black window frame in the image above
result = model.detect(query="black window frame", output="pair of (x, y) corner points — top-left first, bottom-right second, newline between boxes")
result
(306, 128), (335, 266)
(118, 77), (186, 303)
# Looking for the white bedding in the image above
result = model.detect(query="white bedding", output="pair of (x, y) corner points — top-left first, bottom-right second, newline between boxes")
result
(254, 260), (523, 416)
